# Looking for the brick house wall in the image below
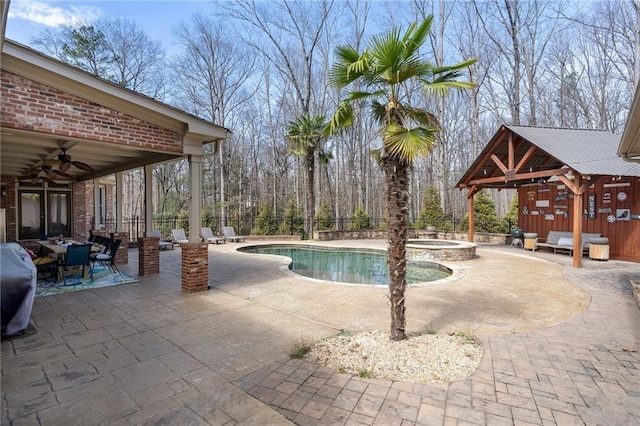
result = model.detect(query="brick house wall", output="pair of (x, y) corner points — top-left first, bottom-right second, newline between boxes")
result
(0, 70), (185, 242)
(1, 71), (183, 153)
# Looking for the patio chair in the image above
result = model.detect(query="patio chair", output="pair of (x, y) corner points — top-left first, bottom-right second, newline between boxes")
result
(58, 244), (93, 286)
(222, 226), (246, 242)
(151, 230), (174, 250)
(200, 227), (226, 244)
(92, 239), (122, 273)
(171, 229), (189, 245)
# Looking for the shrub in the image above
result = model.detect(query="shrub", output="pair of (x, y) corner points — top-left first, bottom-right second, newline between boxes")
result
(459, 190), (501, 233)
(415, 186), (451, 230)
(253, 203), (278, 235)
(279, 199), (305, 236)
(349, 205), (372, 230)
(315, 200), (335, 231)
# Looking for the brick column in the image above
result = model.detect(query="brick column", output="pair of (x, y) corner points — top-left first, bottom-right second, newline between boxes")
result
(181, 242), (209, 293)
(138, 236), (159, 276)
(110, 232), (128, 264)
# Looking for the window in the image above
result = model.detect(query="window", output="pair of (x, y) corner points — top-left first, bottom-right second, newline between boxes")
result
(18, 183), (71, 239)
(98, 185), (106, 226)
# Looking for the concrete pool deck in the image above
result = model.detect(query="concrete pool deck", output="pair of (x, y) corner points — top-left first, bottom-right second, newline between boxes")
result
(2, 240), (639, 424)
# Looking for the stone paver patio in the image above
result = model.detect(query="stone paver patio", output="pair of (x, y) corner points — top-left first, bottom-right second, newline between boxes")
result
(2, 240), (639, 425)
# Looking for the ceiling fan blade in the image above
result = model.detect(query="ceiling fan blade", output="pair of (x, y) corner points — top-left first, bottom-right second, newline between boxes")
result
(44, 170), (60, 180)
(41, 176), (56, 184)
(51, 169), (75, 180)
(59, 161), (72, 172)
(72, 161), (95, 173)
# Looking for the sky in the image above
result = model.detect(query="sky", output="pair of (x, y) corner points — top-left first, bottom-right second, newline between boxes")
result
(5, 0), (217, 53)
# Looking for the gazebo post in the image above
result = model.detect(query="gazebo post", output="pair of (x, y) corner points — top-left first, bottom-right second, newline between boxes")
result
(467, 187), (475, 242)
(571, 175), (583, 268)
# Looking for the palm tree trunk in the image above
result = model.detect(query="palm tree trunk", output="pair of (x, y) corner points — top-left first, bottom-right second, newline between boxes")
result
(383, 156), (409, 341)
(306, 148), (315, 238)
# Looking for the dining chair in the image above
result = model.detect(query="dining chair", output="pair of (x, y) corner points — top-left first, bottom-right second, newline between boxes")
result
(58, 244), (93, 286)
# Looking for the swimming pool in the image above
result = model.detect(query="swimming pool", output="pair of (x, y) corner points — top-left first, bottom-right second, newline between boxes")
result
(238, 244), (452, 285)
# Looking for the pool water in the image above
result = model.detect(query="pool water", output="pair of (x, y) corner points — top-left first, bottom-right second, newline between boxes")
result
(238, 245), (451, 285)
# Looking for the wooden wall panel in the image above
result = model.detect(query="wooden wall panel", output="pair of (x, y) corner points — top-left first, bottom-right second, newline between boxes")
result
(517, 176), (640, 262)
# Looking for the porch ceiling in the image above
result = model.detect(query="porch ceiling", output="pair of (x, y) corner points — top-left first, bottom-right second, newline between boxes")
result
(0, 127), (182, 181)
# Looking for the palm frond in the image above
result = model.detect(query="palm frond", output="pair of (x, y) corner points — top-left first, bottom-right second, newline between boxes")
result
(325, 101), (354, 136)
(382, 123), (437, 161)
(370, 148), (383, 166)
(370, 101), (387, 124)
(402, 107), (441, 129)
(402, 17), (432, 60)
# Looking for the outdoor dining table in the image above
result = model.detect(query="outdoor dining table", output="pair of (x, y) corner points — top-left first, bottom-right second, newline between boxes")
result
(36, 240), (101, 255)
(36, 241), (101, 282)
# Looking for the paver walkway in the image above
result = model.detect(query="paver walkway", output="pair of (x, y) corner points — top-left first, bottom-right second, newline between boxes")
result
(2, 241), (639, 425)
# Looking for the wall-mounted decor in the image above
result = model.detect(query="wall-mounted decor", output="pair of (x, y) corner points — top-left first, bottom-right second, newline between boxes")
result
(631, 213), (640, 220)
(544, 214), (555, 220)
(527, 191), (535, 200)
(557, 184), (566, 189)
(598, 208), (612, 213)
(603, 182), (631, 188)
(587, 194), (596, 219)
(617, 209), (630, 221)
(536, 200), (549, 207)
(538, 188), (551, 193)
(607, 214), (616, 223)
(523, 206), (529, 215)
(617, 192), (628, 202)
(531, 210), (539, 215)
(555, 190), (569, 202)
(603, 192), (611, 204)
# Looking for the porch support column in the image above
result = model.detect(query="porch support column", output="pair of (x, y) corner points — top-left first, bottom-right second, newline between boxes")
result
(188, 155), (202, 242)
(181, 154), (208, 293)
(139, 165), (159, 276)
(144, 165), (153, 236)
(115, 172), (123, 232)
(93, 179), (100, 231)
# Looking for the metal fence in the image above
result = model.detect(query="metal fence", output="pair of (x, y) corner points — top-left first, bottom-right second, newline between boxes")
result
(99, 216), (466, 242)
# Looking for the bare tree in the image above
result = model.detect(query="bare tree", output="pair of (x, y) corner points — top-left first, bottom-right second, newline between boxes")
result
(171, 13), (256, 231)
(32, 19), (167, 100)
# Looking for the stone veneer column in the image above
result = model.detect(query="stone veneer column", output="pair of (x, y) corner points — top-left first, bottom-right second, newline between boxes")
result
(110, 232), (128, 265)
(181, 242), (209, 293)
(138, 236), (159, 275)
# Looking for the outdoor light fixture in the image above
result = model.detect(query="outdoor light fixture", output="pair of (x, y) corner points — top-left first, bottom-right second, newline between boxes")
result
(0, 186), (6, 197)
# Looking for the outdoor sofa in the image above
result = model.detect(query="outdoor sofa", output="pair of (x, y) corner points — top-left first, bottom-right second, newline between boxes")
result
(532, 231), (602, 255)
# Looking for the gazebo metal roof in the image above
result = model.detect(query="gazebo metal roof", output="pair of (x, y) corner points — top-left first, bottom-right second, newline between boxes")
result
(456, 125), (640, 190)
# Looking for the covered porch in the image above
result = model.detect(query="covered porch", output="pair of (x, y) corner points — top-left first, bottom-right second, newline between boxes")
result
(0, 38), (229, 290)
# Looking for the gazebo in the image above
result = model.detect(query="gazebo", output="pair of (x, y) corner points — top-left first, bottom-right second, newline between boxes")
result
(457, 125), (640, 266)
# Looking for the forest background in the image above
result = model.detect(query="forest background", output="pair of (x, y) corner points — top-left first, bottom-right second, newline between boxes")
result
(11, 0), (640, 237)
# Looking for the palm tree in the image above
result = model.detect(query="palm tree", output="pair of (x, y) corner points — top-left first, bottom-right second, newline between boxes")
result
(327, 16), (476, 341)
(286, 113), (327, 238)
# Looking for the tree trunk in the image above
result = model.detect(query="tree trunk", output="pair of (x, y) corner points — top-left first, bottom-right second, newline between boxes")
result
(306, 147), (315, 237)
(383, 156), (409, 341)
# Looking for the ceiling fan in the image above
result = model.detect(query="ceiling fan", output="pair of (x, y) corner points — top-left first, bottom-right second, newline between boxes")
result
(18, 165), (75, 183)
(57, 147), (95, 173)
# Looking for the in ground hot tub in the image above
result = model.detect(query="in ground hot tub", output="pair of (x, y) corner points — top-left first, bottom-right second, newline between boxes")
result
(407, 239), (477, 262)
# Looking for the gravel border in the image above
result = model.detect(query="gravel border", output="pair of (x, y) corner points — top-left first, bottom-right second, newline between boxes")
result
(304, 330), (483, 384)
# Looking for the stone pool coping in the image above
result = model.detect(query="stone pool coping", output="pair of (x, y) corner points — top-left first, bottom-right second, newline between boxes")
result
(235, 242), (466, 288)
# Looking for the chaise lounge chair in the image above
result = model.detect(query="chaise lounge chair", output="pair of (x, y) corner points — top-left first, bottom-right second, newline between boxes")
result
(151, 230), (174, 250)
(222, 226), (246, 242)
(171, 229), (189, 245)
(200, 227), (226, 244)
